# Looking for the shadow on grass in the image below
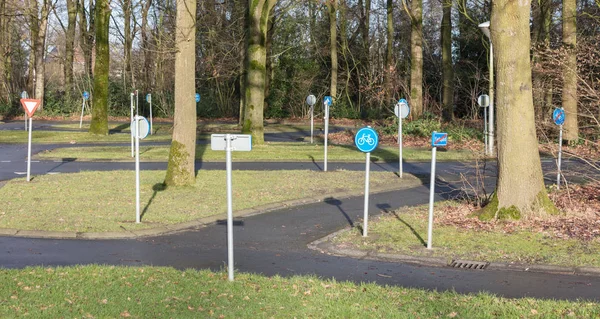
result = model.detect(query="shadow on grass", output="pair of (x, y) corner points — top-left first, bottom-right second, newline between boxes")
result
(109, 123), (130, 134)
(325, 197), (354, 227)
(393, 211), (426, 247)
(141, 183), (167, 220)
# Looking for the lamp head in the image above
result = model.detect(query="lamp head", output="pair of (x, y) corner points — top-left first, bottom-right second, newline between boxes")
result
(478, 21), (491, 39)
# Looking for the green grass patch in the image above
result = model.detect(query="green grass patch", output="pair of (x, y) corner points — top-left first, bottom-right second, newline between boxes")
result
(0, 170), (413, 232)
(1, 266), (598, 318)
(0, 130), (173, 144)
(36, 142), (475, 162)
(332, 204), (600, 268)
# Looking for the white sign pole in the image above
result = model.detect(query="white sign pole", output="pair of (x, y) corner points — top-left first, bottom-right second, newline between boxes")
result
(26, 117), (33, 182)
(130, 93), (134, 157)
(310, 105), (314, 144)
(149, 94), (153, 135)
(226, 134), (235, 281)
(398, 116), (403, 178)
(557, 125), (563, 189)
(135, 116), (141, 223)
(24, 112), (27, 130)
(79, 97), (86, 128)
(427, 146), (437, 249)
(363, 152), (371, 237)
(484, 107), (488, 155)
(324, 103), (329, 172)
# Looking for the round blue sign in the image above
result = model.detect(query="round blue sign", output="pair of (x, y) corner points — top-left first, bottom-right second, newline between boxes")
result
(355, 127), (379, 153)
(82, 91), (90, 100)
(195, 93), (201, 103)
(553, 108), (565, 126)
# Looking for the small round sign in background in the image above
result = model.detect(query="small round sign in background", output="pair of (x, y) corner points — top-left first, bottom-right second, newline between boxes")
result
(553, 108), (565, 126)
(131, 116), (150, 139)
(306, 95), (316, 106)
(195, 93), (201, 103)
(82, 91), (90, 100)
(395, 99), (410, 119)
(478, 94), (490, 108)
(355, 127), (379, 153)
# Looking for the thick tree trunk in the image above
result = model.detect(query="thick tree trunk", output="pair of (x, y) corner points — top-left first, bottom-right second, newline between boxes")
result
(241, 0), (276, 144)
(562, 0), (578, 142)
(327, 0), (338, 100)
(409, 0), (423, 118)
(480, 0), (557, 219)
(64, 0), (77, 93)
(384, 0), (394, 104)
(31, 0), (50, 108)
(89, 0), (110, 135)
(441, 0), (454, 121)
(165, 0), (197, 186)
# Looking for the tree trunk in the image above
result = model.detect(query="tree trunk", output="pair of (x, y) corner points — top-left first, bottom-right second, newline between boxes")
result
(89, 0), (110, 135)
(479, 0), (557, 220)
(141, 0), (153, 91)
(562, 0), (578, 142)
(79, 0), (95, 79)
(29, 0), (51, 108)
(441, 0), (454, 121)
(165, 0), (197, 186)
(327, 0), (338, 100)
(122, 0), (132, 89)
(384, 0), (394, 104)
(409, 0), (423, 118)
(64, 0), (78, 93)
(241, 0), (277, 144)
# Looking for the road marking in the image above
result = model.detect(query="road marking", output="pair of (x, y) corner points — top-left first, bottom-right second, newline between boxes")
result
(14, 172), (26, 175)
(1, 160), (10, 163)
(47, 172), (61, 175)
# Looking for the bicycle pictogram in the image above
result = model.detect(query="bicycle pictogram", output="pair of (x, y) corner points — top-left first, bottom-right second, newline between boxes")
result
(357, 133), (375, 146)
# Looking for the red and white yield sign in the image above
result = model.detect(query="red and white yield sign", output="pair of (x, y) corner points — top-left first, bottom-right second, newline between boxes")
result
(20, 99), (41, 118)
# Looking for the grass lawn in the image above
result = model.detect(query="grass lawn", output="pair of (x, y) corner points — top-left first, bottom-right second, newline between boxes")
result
(0, 170), (414, 233)
(35, 142), (476, 162)
(1, 266), (598, 318)
(331, 203), (600, 268)
(0, 129), (174, 144)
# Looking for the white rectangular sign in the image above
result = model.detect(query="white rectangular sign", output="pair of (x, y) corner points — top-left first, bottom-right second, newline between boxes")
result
(211, 134), (252, 151)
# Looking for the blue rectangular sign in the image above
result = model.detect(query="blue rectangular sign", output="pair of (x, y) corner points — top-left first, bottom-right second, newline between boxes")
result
(431, 132), (448, 147)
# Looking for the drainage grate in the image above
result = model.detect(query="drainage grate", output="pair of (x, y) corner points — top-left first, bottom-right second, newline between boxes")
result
(449, 260), (489, 270)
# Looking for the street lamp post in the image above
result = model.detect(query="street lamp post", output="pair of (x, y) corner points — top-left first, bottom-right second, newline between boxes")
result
(478, 21), (494, 156)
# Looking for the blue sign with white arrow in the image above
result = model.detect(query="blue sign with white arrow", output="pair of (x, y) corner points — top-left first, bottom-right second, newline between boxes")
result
(431, 132), (448, 147)
(324, 96), (332, 106)
(355, 127), (379, 153)
(553, 108), (565, 126)
(195, 93), (201, 103)
(82, 91), (90, 100)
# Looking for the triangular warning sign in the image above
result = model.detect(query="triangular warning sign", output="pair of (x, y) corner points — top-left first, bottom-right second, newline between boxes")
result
(20, 99), (41, 118)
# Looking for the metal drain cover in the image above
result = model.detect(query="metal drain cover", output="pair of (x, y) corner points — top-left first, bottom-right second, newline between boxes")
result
(449, 260), (489, 270)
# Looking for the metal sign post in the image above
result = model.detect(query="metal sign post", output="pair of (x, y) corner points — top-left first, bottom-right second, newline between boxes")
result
(478, 94), (490, 154)
(428, 131), (448, 249)
(553, 108), (565, 189)
(211, 134), (252, 282)
(146, 94), (153, 135)
(80, 91), (90, 128)
(20, 99), (41, 182)
(395, 99), (410, 178)
(131, 116), (150, 224)
(130, 93), (135, 157)
(355, 126), (379, 237)
(21, 91), (28, 130)
(323, 96), (332, 171)
(306, 95), (316, 143)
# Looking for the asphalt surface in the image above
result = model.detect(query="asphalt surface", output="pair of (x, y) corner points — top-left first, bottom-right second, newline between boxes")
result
(1, 120), (599, 302)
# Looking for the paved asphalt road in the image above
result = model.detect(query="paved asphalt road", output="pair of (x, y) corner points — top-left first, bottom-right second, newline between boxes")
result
(1, 121), (599, 302)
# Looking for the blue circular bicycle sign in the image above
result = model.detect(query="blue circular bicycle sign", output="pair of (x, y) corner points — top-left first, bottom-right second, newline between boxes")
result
(355, 127), (379, 153)
(82, 91), (90, 100)
(553, 108), (565, 126)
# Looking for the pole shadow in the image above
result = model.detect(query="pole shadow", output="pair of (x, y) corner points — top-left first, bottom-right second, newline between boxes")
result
(141, 183), (167, 220)
(324, 197), (354, 227)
